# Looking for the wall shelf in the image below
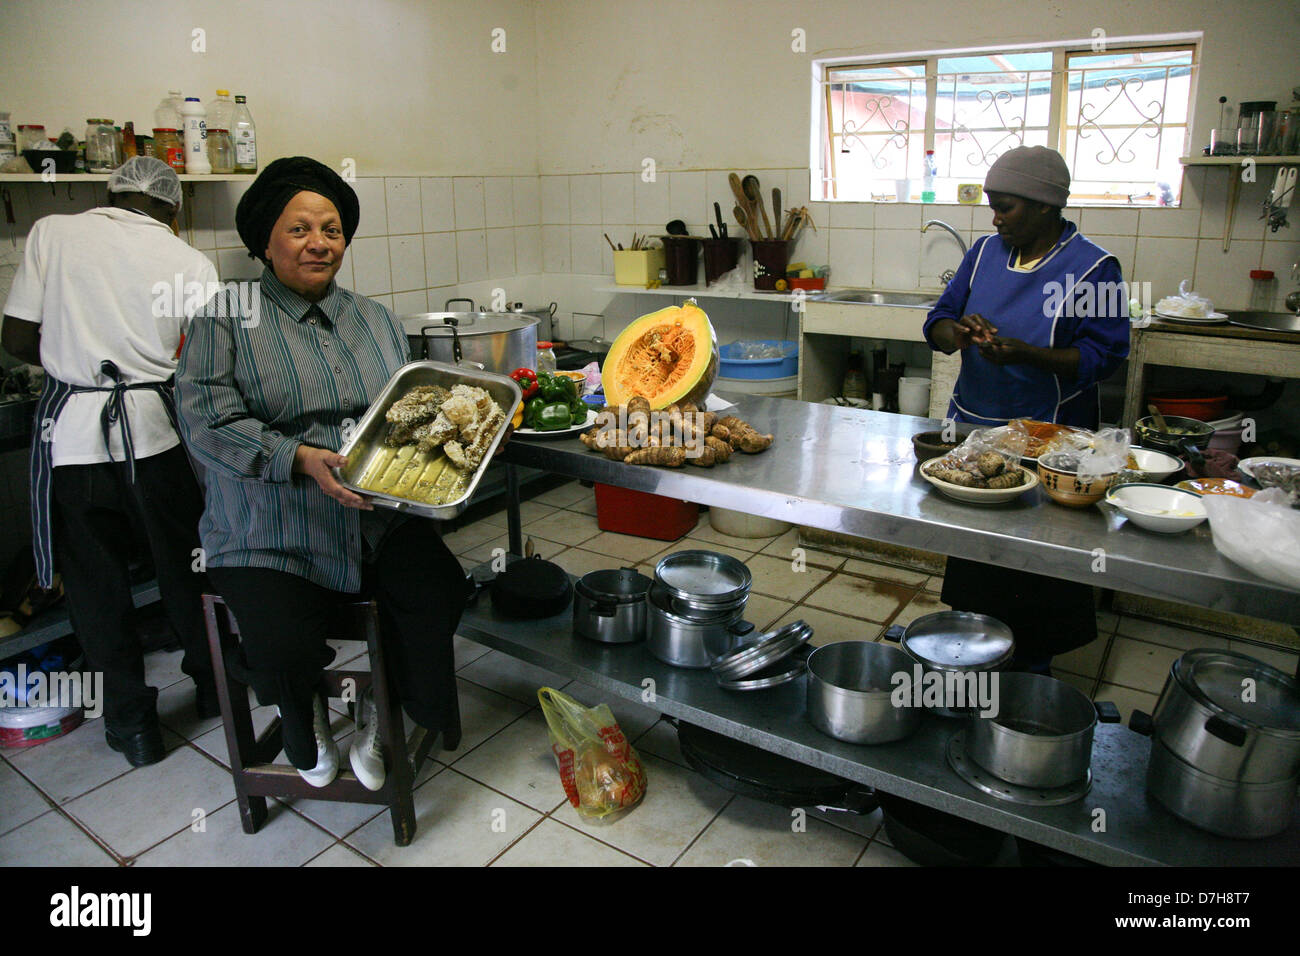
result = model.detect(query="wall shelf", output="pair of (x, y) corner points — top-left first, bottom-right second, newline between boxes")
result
(1178, 156), (1299, 251)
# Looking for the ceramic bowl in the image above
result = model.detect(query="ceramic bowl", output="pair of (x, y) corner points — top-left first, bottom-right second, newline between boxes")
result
(1037, 452), (1118, 507)
(1105, 484), (1207, 534)
(1124, 446), (1184, 483)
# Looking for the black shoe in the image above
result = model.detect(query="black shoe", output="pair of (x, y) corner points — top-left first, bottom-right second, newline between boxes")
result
(195, 682), (223, 720)
(105, 725), (165, 767)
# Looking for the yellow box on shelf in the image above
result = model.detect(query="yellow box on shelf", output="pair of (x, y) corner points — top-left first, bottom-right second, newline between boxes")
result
(613, 248), (665, 286)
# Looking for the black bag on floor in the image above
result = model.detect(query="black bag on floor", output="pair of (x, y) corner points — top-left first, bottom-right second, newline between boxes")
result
(490, 555), (572, 619)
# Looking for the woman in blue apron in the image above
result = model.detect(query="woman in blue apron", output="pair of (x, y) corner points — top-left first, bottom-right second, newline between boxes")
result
(922, 146), (1130, 669)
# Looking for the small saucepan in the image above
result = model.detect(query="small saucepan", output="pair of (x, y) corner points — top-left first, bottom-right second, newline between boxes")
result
(573, 567), (652, 644)
(1135, 415), (1214, 466)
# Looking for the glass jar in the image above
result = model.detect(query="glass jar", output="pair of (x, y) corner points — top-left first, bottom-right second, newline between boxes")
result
(206, 128), (235, 173)
(84, 119), (119, 172)
(16, 124), (47, 152)
(151, 128), (185, 172)
(536, 341), (557, 373)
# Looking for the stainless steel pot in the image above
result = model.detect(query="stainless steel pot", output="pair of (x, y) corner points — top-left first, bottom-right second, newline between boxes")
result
(645, 588), (753, 668)
(1147, 738), (1296, 839)
(806, 641), (922, 745)
(654, 550), (752, 607)
(573, 568), (652, 644)
(648, 581), (747, 624)
(884, 611), (1015, 718)
(401, 299), (538, 374)
(966, 672), (1117, 789)
(1152, 649), (1300, 783)
(1135, 415), (1214, 463)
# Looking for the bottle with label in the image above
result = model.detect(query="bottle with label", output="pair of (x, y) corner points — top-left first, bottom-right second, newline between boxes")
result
(922, 150), (937, 203)
(179, 97), (211, 175)
(122, 122), (137, 160)
(232, 95), (257, 173)
(152, 128), (185, 172)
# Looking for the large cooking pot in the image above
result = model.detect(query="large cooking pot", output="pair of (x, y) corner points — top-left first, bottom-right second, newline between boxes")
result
(966, 672), (1119, 789)
(401, 298), (538, 374)
(1146, 738), (1296, 839)
(806, 641), (922, 745)
(884, 611), (1015, 718)
(1151, 649), (1300, 783)
(573, 568), (652, 644)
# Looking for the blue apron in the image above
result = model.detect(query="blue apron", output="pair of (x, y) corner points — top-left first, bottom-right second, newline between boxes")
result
(29, 361), (180, 588)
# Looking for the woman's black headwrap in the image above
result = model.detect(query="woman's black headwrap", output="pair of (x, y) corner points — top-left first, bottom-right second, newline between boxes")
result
(235, 156), (360, 262)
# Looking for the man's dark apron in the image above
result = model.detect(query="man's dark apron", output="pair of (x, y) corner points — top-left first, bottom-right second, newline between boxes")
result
(30, 360), (180, 588)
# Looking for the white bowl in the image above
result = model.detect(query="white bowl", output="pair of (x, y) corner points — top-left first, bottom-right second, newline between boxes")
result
(920, 458), (1039, 505)
(1106, 483), (1207, 533)
(1126, 446), (1184, 483)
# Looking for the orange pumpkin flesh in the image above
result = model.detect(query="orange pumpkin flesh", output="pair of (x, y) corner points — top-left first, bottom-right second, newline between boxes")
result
(601, 302), (718, 410)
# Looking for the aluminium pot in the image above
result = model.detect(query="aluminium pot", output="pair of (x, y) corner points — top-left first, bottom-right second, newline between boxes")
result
(573, 568), (652, 644)
(1146, 738), (1296, 839)
(648, 581), (748, 624)
(966, 672), (1119, 790)
(806, 641), (922, 745)
(401, 298), (538, 374)
(884, 611), (1015, 718)
(654, 550), (753, 607)
(645, 588), (754, 668)
(1151, 649), (1300, 783)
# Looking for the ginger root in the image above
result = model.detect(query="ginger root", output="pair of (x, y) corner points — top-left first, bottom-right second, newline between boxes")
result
(624, 446), (686, 467)
(716, 415), (775, 453)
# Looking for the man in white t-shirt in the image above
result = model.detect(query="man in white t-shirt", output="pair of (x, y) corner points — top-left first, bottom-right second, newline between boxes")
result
(2, 157), (221, 768)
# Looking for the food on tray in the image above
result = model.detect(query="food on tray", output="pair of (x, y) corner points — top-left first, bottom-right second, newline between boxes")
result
(924, 453), (1026, 490)
(1175, 478), (1256, 498)
(358, 383), (506, 504)
(601, 301), (718, 410)
(578, 395), (772, 468)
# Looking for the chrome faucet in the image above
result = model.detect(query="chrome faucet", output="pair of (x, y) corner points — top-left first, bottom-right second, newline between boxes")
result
(921, 219), (968, 285)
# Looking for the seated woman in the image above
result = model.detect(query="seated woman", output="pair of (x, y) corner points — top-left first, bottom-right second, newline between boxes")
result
(177, 157), (469, 789)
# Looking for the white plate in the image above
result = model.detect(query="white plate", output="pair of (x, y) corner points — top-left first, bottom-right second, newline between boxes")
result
(920, 459), (1040, 505)
(1154, 309), (1228, 324)
(1238, 456), (1300, 479)
(514, 407), (596, 438)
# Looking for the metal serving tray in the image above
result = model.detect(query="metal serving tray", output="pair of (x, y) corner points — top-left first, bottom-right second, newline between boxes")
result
(333, 360), (521, 520)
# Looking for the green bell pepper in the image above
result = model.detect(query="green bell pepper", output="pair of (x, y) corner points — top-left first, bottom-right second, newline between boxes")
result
(524, 395), (549, 428)
(535, 402), (573, 431)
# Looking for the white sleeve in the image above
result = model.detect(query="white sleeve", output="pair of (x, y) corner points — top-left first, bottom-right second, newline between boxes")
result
(2, 219), (48, 324)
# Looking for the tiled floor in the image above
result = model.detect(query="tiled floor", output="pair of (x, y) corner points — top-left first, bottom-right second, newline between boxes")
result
(3, 479), (1296, 867)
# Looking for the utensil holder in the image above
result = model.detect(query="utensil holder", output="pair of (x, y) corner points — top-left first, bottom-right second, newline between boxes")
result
(751, 239), (789, 291)
(702, 237), (740, 285)
(661, 236), (701, 286)
(613, 248), (665, 286)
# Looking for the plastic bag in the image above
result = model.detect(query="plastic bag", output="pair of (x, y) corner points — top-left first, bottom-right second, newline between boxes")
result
(921, 425), (1030, 488)
(1155, 278), (1215, 318)
(1074, 427), (1131, 484)
(538, 687), (647, 821)
(732, 340), (795, 360)
(1203, 489), (1300, 591)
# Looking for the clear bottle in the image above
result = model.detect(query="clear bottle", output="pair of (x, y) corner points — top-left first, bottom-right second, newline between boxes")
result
(207, 129), (235, 173)
(922, 150), (937, 203)
(232, 95), (257, 173)
(154, 90), (183, 131)
(179, 98), (211, 175)
(536, 341), (557, 373)
(207, 89), (235, 134)
(85, 119), (118, 172)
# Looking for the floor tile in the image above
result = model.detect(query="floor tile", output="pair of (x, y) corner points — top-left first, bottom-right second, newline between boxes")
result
(1114, 618), (1230, 653)
(1096, 610), (1120, 636)
(528, 480), (593, 510)
(7, 716), (185, 805)
(1100, 637), (1182, 695)
(157, 679), (245, 741)
(685, 522), (777, 552)
(645, 538), (754, 569)
(457, 649), (573, 705)
(345, 769), (541, 866)
(1093, 682), (1159, 727)
(630, 719), (688, 768)
(923, 575), (944, 595)
(772, 606), (882, 647)
(450, 710), (567, 813)
(521, 511), (603, 547)
(454, 634), (493, 667)
(1227, 641), (1300, 674)
(62, 745), (236, 859)
(478, 500), (560, 528)
(1054, 669), (1097, 700)
(583, 530), (674, 564)
(803, 573), (917, 623)
(493, 817), (648, 866)
(135, 799), (334, 866)
(0, 761), (54, 837)
(304, 843), (378, 866)
(675, 794), (868, 866)
(855, 838), (920, 866)
(806, 804), (884, 840)
(739, 593), (795, 632)
(1054, 632), (1111, 680)
(566, 495), (599, 517)
(327, 637), (369, 668)
(461, 533), (567, 565)
(840, 559), (929, 587)
(761, 529), (846, 570)
(550, 547), (627, 579)
(889, 592), (951, 628)
(0, 811), (118, 867)
(143, 646), (193, 692)
(441, 518), (507, 553)
(745, 553), (833, 602)
(552, 752), (730, 867)
(190, 704), (285, 767)
(448, 678), (532, 754)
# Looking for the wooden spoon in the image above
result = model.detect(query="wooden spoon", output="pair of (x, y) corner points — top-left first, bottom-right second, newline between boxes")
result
(1147, 403), (1169, 433)
(772, 187), (782, 237)
(733, 204), (759, 241)
(743, 175), (772, 239)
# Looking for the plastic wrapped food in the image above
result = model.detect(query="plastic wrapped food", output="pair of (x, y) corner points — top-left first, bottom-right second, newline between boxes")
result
(538, 687), (647, 822)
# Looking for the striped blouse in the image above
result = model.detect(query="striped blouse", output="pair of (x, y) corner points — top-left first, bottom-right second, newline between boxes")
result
(175, 266), (412, 592)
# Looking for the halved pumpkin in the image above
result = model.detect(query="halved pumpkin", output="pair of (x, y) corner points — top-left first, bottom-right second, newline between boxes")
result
(601, 301), (718, 410)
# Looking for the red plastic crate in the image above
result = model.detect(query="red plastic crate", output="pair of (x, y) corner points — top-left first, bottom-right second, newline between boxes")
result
(594, 484), (699, 540)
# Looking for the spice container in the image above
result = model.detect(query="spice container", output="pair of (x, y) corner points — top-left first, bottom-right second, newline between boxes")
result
(16, 124), (47, 153)
(84, 119), (119, 172)
(1249, 270), (1276, 311)
(535, 341), (556, 373)
(152, 128), (185, 172)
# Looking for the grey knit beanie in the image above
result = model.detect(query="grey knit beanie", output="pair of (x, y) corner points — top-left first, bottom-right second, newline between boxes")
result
(984, 146), (1070, 208)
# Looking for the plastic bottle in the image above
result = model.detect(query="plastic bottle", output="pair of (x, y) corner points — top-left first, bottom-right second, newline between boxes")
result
(179, 97), (211, 175)
(207, 90), (235, 135)
(922, 150), (937, 204)
(154, 90), (183, 131)
(232, 95), (257, 173)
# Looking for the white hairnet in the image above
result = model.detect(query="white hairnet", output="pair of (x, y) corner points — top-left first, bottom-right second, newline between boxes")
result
(107, 156), (183, 211)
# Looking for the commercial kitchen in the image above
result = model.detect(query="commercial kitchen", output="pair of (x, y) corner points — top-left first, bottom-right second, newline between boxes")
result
(0, 0), (1298, 874)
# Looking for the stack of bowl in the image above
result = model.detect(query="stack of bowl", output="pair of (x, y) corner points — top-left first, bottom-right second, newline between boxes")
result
(646, 550), (754, 668)
(1146, 649), (1300, 839)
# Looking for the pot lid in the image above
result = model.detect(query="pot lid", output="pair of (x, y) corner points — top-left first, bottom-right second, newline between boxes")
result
(712, 620), (812, 680)
(655, 550), (752, 602)
(399, 312), (539, 337)
(716, 657), (807, 691)
(901, 611), (1015, 672)
(576, 567), (651, 603)
(1176, 650), (1300, 734)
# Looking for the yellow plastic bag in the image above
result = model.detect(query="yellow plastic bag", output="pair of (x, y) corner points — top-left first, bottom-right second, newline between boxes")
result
(538, 687), (647, 821)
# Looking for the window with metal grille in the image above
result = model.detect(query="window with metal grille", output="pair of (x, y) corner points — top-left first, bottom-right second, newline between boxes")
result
(815, 39), (1197, 207)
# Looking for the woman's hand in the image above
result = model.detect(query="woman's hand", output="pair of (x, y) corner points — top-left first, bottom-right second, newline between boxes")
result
(491, 423), (515, 458)
(935, 314), (998, 351)
(293, 445), (373, 510)
(977, 335), (1030, 365)
(978, 337), (1082, 379)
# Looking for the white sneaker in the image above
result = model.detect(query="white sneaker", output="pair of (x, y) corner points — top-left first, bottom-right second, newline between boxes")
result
(349, 690), (385, 791)
(297, 696), (339, 788)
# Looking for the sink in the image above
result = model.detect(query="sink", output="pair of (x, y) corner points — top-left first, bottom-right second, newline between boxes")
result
(813, 289), (940, 308)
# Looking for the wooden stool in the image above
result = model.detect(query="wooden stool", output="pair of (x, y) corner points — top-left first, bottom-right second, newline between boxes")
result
(201, 594), (438, 847)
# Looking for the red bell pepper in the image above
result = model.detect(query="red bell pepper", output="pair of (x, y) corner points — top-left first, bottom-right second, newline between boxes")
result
(509, 367), (540, 400)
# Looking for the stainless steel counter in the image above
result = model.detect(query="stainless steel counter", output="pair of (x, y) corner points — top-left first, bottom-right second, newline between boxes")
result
(500, 395), (1300, 626)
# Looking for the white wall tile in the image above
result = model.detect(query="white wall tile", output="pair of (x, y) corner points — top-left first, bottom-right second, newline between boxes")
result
(349, 236), (391, 295)
(1138, 206), (1201, 239)
(827, 230), (873, 287)
(1193, 238), (1263, 310)
(873, 230), (921, 289)
(705, 171), (733, 227)
(215, 247), (261, 281)
(211, 180), (250, 248)
(634, 174), (670, 228)
(1133, 237), (1198, 302)
(423, 232), (457, 288)
(570, 225), (605, 275)
(601, 173), (634, 225)
(384, 178), (422, 235)
(569, 174), (601, 225)
(515, 226), (542, 274)
(541, 226), (571, 273)
(388, 235), (425, 292)
(333, 251), (354, 290)
(453, 178), (485, 231)
(540, 176), (569, 225)
(369, 294), (394, 311)
(184, 184), (215, 251)
(790, 223), (829, 272)
(1198, 173), (1270, 243)
(456, 230), (488, 283)
(829, 201), (875, 230)
(1259, 239), (1300, 310)
(1095, 234), (1137, 282)
(485, 227), (515, 277)
(668, 171), (706, 231)
(392, 290), (427, 315)
(512, 176), (540, 227)
(420, 178), (454, 233)
(873, 203), (922, 230)
(350, 178), (387, 238)
(484, 177), (514, 229)
(920, 229), (967, 287)
(1083, 208), (1140, 238)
